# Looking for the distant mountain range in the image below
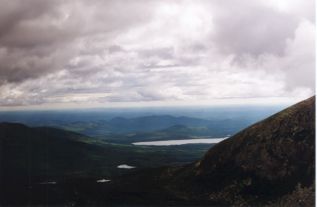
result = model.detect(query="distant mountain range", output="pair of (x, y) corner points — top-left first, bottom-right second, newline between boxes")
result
(59, 115), (252, 139)
(109, 115), (210, 130)
(0, 107), (282, 139)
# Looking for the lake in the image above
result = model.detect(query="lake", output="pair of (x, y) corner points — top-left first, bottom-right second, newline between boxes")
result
(132, 137), (228, 146)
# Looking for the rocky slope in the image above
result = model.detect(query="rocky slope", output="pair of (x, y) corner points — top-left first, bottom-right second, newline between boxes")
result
(161, 96), (315, 206)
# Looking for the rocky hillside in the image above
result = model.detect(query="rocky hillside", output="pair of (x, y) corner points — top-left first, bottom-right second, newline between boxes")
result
(162, 96), (315, 206)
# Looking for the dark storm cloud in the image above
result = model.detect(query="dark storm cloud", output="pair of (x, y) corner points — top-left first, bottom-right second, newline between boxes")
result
(0, 0), (79, 50)
(0, 0), (157, 85)
(0, 0), (68, 83)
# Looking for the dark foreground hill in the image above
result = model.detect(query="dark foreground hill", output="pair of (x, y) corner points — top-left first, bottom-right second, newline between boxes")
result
(0, 123), (212, 205)
(91, 96), (314, 206)
(191, 96), (315, 205)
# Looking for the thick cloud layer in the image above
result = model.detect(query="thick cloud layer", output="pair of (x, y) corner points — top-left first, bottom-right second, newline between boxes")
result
(0, 0), (315, 107)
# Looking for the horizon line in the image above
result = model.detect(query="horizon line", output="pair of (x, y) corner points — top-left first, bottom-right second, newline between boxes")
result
(0, 96), (311, 112)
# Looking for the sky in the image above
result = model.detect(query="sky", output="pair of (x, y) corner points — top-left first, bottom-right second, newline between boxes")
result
(0, 0), (315, 110)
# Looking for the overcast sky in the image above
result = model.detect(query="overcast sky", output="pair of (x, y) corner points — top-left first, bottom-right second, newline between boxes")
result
(0, 0), (315, 109)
